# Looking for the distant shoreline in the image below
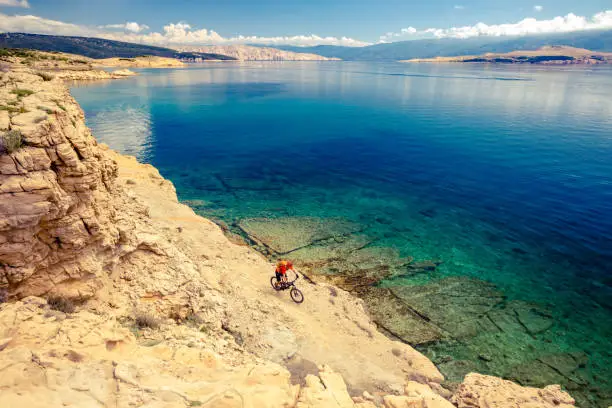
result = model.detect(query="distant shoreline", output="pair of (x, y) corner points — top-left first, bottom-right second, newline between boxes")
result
(403, 46), (612, 65)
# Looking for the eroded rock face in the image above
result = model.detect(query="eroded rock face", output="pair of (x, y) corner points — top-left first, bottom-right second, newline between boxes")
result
(452, 373), (575, 408)
(0, 70), (121, 299)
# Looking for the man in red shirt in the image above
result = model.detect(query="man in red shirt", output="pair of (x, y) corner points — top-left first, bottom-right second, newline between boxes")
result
(274, 259), (295, 287)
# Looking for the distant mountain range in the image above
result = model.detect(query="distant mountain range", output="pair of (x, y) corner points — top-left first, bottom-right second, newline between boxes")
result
(0, 33), (236, 60)
(1, 30), (611, 62)
(275, 30), (612, 61)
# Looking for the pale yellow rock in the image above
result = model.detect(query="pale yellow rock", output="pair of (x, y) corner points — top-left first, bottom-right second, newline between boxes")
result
(0, 110), (9, 130)
(11, 110), (47, 127)
(384, 395), (424, 408)
(112, 69), (137, 76)
(452, 373), (576, 408)
(95, 56), (185, 68)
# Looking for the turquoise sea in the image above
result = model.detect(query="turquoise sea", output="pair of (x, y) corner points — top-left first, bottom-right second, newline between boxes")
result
(71, 62), (612, 406)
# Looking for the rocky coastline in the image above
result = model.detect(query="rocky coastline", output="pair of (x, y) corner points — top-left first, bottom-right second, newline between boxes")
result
(0, 57), (579, 407)
(404, 46), (612, 65)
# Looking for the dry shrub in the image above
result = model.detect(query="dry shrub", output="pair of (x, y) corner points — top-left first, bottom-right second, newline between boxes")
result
(47, 295), (76, 314)
(135, 311), (159, 329)
(36, 71), (54, 81)
(0, 130), (23, 154)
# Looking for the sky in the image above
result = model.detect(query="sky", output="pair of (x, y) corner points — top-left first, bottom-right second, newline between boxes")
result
(0, 0), (610, 47)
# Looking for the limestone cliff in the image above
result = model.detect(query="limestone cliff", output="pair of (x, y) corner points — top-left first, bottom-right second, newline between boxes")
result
(0, 65), (576, 407)
(175, 45), (340, 61)
(0, 69), (122, 299)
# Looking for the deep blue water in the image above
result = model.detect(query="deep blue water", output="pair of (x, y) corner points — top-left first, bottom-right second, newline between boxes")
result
(71, 62), (612, 404)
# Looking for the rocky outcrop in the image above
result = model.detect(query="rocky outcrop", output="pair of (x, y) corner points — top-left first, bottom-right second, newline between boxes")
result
(175, 45), (340, 61)
(452, 373), (575, 408)
(94, 56), (186, 68)
(55, 69), (138, 80)
(0, 70), (122, 299)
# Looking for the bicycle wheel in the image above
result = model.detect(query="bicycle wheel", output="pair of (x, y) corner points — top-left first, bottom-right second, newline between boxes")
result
(270, 276), (281, 291)
(290, 287), (304, 304)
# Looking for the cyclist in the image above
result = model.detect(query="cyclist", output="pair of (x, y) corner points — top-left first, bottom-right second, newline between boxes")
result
(274, 259), (295, 288)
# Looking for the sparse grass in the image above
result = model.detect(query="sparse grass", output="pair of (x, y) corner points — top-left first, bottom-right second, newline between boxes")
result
(47, 295), (76, 314)
(135, 311), (160, 329)
(36, 71), (55, 81)
(0, 130), (23, 154)
(52, 99), (67, 111)
(0, 105), (21, 113)
(38, 105), (55, 114)
(0, 48), (34, 59)
(11, 88), (34, 98)
(185, 312), (204, 327)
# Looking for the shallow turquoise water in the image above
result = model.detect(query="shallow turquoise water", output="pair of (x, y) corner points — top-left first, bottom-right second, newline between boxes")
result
(71, 62), (612, 405)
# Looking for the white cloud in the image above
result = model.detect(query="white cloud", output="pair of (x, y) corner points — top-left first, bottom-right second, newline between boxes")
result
(0, 13), (370, 47)
(100, 22), (150, 33)
(534, 5), (544, 12)
(380, 9), (612, 41)
(0, 0), (29, 8)
(454, 5), (465, 10)
(103, 22), (370, 47)
(0, 13), (94, 36)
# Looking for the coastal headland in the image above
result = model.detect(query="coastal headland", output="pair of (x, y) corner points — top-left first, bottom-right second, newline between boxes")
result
(0, 50), (580, 407)
(403, 46), (612, 65)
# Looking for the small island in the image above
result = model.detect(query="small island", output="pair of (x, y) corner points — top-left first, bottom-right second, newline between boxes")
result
(404, 46), (612, 65)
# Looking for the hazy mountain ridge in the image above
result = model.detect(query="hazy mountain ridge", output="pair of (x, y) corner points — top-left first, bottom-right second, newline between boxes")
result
(274, 30), (612, 60)
(1, 30), (611, 62)
(0, 32), (236, 60)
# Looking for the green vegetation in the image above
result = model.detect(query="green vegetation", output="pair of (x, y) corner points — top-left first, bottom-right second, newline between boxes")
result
(0, 130), (23, 154)
(0, 48), (34, 58)
(52, 99), (67, 111)
(38, 105), (55, 114)
(0, 105), (22, 113)
(11, 88), (34, 97)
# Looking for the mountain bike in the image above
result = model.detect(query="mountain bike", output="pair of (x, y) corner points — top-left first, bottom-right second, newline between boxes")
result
(270, 273), (304, 304)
